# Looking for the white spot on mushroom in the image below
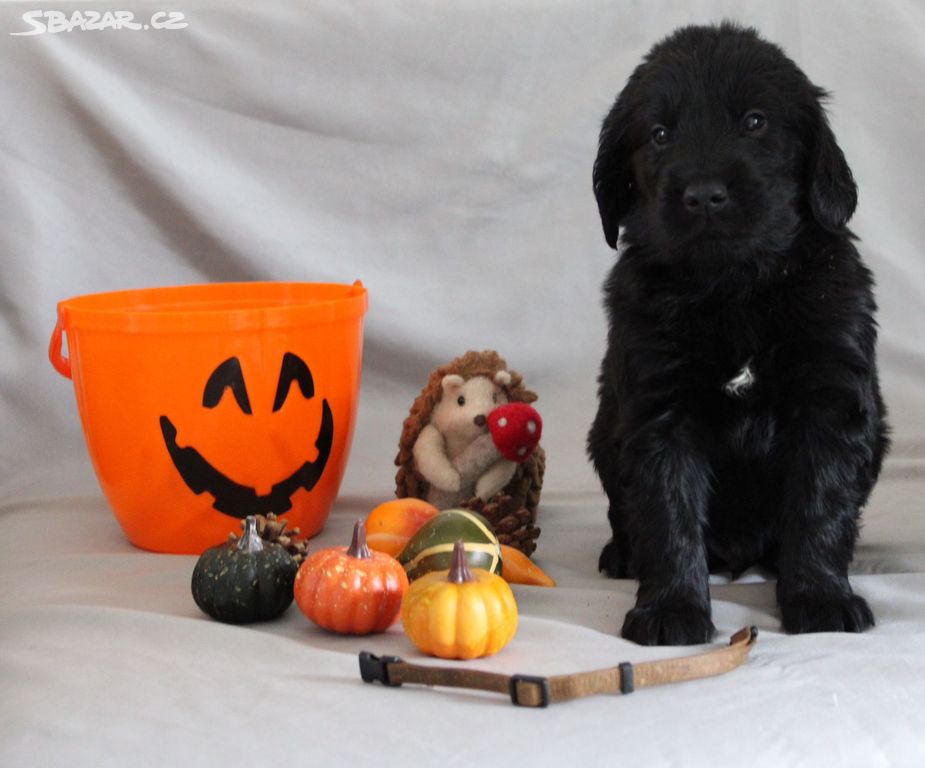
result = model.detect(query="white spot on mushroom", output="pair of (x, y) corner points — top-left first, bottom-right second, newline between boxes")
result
(527, 420), (537, 434)
(517, 446), (527, 456)
(498, 417), (508, 428)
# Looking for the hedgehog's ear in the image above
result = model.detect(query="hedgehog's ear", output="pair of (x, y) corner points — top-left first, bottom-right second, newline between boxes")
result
(441, 374), (465, 395)
(593, 92), (637, 249)
(494, 370), (512, 387)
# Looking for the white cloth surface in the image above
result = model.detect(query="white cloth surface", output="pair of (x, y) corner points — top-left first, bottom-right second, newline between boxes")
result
(1, 1), (924, 766)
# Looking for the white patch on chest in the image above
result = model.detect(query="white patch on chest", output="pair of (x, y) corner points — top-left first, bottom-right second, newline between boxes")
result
(723, 359), (756, 398)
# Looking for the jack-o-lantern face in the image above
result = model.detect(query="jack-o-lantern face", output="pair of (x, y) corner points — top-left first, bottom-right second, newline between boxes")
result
(159, 352), (333, 519)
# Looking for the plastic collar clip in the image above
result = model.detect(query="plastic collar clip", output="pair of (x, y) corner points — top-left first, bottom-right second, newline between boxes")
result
(358, 652), (403, 687)
(509, 674), (551, 707)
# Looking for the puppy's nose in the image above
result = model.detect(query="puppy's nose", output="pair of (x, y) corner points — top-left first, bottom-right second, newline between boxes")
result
(683, 181), (729, 214)
(473, 414), (487, 427)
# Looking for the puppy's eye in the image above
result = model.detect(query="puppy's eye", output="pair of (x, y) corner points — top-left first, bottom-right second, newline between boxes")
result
(651, 124), (670, 146)
(457, 395), (466, 406)
(743, 111), (768, 134)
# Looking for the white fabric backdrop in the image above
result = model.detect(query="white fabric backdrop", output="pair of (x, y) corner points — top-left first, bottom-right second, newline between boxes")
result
(1, 1), (924, 766)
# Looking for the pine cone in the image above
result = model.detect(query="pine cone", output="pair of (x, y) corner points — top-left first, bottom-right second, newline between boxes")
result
(461, 494), (540, 557)
(228, 513), (310, 565)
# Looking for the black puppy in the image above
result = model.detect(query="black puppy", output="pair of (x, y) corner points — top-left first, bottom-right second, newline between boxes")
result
(588, 23), (889, 645)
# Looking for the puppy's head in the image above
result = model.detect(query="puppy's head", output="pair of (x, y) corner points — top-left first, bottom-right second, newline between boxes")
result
(593, 23), (857, 260)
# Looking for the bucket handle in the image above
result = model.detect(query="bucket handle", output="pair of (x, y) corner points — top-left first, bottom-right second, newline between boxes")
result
(49, 312), (72, 379)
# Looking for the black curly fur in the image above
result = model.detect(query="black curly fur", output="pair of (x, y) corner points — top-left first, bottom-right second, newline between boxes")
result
(588, 23), (889, 645)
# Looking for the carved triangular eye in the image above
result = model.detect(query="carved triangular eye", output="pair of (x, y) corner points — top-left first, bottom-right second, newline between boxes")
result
(203, 357), (252, 414)
(273, 352), (314, 413)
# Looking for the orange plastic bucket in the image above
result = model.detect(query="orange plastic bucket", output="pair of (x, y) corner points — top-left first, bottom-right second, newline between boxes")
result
(49, 281), (368, 554)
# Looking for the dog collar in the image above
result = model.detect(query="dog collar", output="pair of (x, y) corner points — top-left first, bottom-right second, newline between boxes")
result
(359, 626), (758, 707)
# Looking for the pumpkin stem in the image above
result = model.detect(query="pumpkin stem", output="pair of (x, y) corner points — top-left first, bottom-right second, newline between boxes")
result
(238, 516), (265, 553)
(346, 520), (372, 559)
(448, 539), (474, 584)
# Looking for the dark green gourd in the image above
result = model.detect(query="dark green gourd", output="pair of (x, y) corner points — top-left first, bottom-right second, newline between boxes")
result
(191, 516), (298, 623)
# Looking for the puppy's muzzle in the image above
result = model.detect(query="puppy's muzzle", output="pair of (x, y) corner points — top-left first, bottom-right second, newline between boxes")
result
(683, 180), (729, 214)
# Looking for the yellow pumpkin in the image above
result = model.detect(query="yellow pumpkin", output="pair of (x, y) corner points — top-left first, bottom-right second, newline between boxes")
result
(401, 540), (518, 660)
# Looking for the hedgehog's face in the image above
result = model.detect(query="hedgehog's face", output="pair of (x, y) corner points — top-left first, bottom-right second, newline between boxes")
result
(432, 372), (510, 443)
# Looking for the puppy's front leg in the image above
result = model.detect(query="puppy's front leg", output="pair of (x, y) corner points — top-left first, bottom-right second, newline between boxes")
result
(620, 416), (715, 645)
(776, 410), (876, 634)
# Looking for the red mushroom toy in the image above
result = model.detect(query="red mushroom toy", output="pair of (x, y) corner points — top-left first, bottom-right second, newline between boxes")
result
(488, 403), (543, 463)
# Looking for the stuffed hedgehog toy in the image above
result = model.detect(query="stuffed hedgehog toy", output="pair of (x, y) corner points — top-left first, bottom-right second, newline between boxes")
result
(395, 350), (545, 554)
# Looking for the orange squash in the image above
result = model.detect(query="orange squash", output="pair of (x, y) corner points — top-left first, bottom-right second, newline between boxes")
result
(294, 520), (408, 634)
(366, 500), (555, 587)
(499, 544), (556, 587)
(365, 498), (439, 556)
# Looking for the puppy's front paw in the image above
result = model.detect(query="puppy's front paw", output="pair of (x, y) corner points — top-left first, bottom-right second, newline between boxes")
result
(781, 592), (874, 634)
(621, 602), (715, 646)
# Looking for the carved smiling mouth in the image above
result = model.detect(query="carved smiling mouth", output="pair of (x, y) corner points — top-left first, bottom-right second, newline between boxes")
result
(158, 352), (334, 519)
(159, 404), (333, 519)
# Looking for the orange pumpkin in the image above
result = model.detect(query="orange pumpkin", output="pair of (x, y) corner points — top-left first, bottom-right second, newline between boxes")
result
(294, 520), (408, 634)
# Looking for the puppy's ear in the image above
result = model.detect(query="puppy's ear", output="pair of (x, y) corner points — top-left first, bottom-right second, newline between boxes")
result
(593, 97), (636, 249)
(806, 96), (857, 231)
